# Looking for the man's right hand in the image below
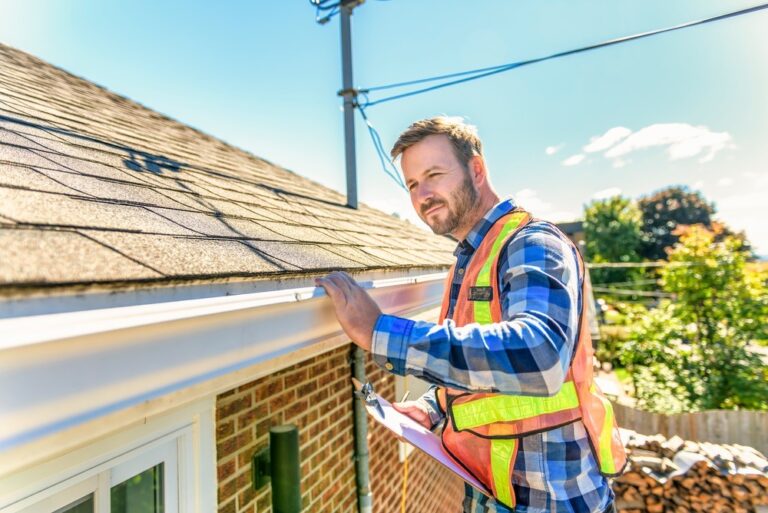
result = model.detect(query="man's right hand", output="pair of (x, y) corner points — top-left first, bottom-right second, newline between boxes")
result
(392, 400), (433, 430)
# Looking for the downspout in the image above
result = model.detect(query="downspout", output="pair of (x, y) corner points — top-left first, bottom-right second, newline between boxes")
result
(351, 345), (373, 513)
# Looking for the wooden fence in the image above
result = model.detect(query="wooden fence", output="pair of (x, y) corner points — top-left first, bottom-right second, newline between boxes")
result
(612, 401), (768, 455)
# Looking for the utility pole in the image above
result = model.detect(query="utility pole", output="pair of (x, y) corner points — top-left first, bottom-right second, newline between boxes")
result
(337, 4), (373, 511)
(338, 0), (363, 209)
(318, 4), (373, 511)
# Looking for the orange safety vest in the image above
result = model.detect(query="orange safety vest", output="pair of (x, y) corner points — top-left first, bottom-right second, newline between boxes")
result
(435, 209), (627, 509)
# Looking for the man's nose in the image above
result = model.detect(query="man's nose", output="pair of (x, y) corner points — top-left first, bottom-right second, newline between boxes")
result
(414, 183), (434, 205)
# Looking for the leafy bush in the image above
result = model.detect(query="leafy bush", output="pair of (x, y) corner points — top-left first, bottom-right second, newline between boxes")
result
(618, 227), (768, 412)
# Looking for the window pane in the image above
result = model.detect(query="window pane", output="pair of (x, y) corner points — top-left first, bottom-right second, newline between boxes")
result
(110, 463), (164, 513)
(54, 494), (94, 513)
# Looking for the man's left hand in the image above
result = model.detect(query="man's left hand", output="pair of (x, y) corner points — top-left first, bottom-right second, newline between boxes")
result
(315, 271), (382, 351)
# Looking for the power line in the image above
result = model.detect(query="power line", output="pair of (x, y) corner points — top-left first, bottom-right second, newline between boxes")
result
(358, 103), (408, 191)
(586, 262), (698, 269)
(598, 278), (660, 287)
(592, 287), (675, 298)
(309, 0), (387, 24)
(359, 3), (768, 108)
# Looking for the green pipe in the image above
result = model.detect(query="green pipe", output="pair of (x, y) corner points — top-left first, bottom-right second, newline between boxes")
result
(352, 345), (373, 513)
(270, 425), (301, 513)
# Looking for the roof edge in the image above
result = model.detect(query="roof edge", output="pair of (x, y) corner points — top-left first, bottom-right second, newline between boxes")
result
(0, 266), (449, 319)
(0, 270), (446, 468)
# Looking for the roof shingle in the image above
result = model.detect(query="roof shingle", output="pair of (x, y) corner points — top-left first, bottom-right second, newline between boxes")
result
(0, 43), (454, 293)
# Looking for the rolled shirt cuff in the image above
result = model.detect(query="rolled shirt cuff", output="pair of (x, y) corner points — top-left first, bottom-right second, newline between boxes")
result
(371, 314), (415, 376)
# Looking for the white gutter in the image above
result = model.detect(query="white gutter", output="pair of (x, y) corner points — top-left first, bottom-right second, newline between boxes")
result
(0, 272), (446, 463)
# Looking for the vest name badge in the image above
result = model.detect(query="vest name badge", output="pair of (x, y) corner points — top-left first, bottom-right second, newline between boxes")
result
(468, 286), (494, 301)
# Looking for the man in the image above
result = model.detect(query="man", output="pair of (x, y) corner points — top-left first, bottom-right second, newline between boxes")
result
(316, 116), (625, 513)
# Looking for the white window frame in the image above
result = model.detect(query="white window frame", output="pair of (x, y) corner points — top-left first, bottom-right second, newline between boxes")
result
(17, 476), (97, 513)
(0, 398), (214, 513)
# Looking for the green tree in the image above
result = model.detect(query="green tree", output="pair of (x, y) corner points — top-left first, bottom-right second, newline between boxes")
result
(638, 186), (717, 260)
(583, 195), (644, 286)
(661, 226), (767, 410)
(620, 226), (768, 412)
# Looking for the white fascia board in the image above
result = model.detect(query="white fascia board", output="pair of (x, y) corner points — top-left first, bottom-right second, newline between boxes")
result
(0, 272), (446, 461)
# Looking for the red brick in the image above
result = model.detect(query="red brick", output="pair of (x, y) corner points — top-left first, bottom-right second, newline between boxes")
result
(236, 402), (268, 431)
(218, 498), (236, 513)
(268, 389), (296, 413)
(254, 379), (282, 402)
(284, 398), (309, 421)
(217, 395), (252, 421)
(217, 458), (236, 482)
(217, 431), (253, 460)
(218, 476), (237, 503)
(237, 481), (255, 508)
(284, 368), (308, 388)
(217, 419), (235, 439)
(255, 419), (271, 438)
(310, 360), (329, 376)
(215, 346), (400, 512)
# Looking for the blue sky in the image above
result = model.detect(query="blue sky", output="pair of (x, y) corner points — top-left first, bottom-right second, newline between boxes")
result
(2, 1), (767, 253)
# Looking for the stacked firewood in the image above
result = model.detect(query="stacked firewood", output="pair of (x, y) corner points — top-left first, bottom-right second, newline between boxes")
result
(613, 430), (768, 513)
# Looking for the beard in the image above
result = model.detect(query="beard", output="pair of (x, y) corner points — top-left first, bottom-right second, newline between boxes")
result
(420, 172), (478, 236)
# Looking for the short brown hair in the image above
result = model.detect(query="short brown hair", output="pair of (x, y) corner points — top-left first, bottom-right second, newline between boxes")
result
(390, 116), (482, 170)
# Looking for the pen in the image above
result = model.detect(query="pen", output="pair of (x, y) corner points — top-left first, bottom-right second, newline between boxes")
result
(400, 391), (410, 403)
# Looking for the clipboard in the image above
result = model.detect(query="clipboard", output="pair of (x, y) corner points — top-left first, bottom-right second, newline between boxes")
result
(352, 378), (491, 496)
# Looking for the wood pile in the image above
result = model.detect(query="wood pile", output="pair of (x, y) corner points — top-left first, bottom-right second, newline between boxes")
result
(614, 430), (768, 513)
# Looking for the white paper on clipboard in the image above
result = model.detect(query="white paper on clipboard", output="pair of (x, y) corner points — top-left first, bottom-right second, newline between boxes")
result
(355, 382), (491, 496)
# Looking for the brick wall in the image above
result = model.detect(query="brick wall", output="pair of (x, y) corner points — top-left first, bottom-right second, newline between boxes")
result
(365, 358), (465, 513)
(215, 344), (464, 513)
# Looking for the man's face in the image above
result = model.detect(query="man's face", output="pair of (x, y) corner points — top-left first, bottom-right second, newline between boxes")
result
(401, 134), (478, 236)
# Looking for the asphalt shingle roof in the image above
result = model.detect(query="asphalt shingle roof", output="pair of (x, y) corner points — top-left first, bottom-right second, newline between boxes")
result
(0, 44), (455, 293)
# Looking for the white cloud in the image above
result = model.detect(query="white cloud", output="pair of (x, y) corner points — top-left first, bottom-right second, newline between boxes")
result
(612, 159), (627, 169)
(603, 123), (732, 164)
(583, 127), (632, 153)
(514, 189), (577, 221)
(561, 154), (585, 167)
(592, 187), (623, 200)
(545, 144), (563, 156)
(693, 180), (704, 189)
(717, 177), (734, 187)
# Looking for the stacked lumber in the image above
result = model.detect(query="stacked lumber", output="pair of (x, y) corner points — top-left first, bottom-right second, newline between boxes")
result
(614, 430), (768, 513)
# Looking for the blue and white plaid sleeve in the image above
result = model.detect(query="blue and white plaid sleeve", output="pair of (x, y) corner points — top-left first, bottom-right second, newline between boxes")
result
(371, 222), (581, 397)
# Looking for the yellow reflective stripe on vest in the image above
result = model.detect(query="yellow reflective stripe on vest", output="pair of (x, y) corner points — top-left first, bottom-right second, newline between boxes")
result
(591, 384), (617, 475)
(452, 381), (579, 430)
(472, 212), (529, 324)
(490, 438), (516, 508)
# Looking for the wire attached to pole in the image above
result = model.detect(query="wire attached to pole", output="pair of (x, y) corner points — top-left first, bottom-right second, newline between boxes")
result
(359, 2), (768, 108)
(357, 97), (408, 192)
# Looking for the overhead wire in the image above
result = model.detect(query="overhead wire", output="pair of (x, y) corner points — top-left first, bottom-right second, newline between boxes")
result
(358, 2), (768, 108)
(310, 0), (391, 24)
(592, 287), (675, 298)
(314, 1), (768, 193)
(309, 0), (341, 24)
(357, 96), (408, 191)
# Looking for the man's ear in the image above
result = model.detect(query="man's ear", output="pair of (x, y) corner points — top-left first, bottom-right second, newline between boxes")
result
(469, 155), (487, 186)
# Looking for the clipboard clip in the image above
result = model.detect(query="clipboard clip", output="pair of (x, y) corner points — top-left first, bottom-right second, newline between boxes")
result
(352, 378), (385, 418)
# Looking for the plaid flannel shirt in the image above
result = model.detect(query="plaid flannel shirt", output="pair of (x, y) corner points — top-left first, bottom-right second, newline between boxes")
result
(371, 198), (613, 513)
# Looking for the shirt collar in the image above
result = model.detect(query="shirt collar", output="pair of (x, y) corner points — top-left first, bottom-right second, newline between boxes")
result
(454, 197), (518, 256)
